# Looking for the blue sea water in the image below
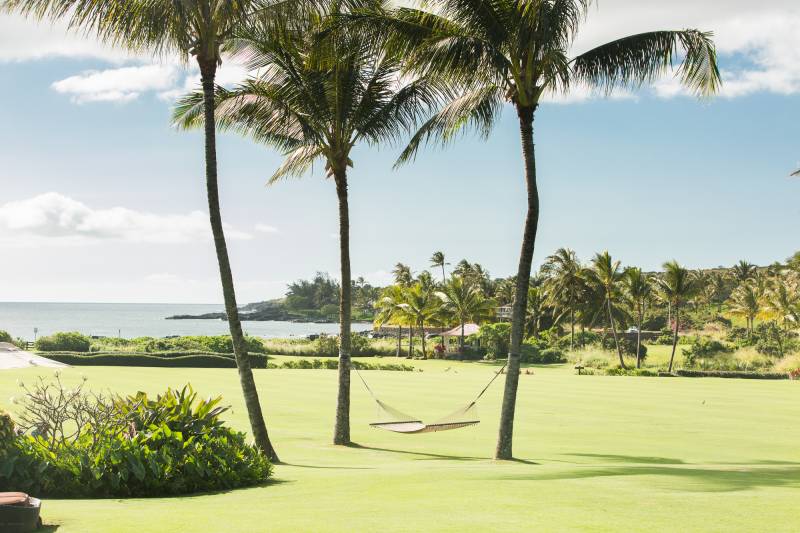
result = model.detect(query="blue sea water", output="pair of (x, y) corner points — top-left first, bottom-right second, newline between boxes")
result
(0, 302), (369, 341)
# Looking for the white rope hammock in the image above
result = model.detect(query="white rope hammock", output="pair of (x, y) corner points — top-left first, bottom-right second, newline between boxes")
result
(355, 363), (506, 434)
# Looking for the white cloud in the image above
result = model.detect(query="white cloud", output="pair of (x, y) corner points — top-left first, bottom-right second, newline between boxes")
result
(0, 192), (252, 246)
(255, 224), (279, 234)
(52, 64), (179, 103)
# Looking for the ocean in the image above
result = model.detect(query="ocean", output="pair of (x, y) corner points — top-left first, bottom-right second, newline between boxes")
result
(0, 302), (370, 340)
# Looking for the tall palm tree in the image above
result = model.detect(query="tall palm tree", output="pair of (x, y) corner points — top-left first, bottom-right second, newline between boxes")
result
(393, 263), (414, 287)
(430, 251), (449, 284)
(526, 281), (545, 340)
(728, 281), (762, 337)
(4, 0), (282, 461)
(731, 260), (758, 285)
(399, 282), (440, 358)
(706, 271), (728, 312)
(624, 267), (652, 369)
(174, 7), (441, 445)
(352, 0), (720, 459)
(437, 276), (495, 350)
(656, 261), (699, 373)
(375, 284), (409, 357)
(587, 251), (627, 369)
(542, 248), (583, 349)
(764, 274), (800, 331)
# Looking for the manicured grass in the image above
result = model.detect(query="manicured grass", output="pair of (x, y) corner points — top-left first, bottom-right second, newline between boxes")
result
(2, 359), (799, 532)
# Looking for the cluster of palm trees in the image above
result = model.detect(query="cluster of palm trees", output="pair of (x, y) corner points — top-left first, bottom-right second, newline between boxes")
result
(4, 0), (721, 460)
(726, 261), (800, 344)
(376, 252), (496, 358)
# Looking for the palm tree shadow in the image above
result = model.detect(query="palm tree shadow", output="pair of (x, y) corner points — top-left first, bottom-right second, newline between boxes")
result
(281, 462), (373, 470)
(489, 465), (800, 493)
(346, 443), (485, 462)
(565, 453), (686, 465)
(40, 526), (60, 533)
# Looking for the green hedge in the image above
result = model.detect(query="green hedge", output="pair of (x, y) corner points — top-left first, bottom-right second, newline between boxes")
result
(270, 359), (415, 371)
(674, 369), (789, 380)
(35, 331), (91, 352)
(45, 352), (269, 368)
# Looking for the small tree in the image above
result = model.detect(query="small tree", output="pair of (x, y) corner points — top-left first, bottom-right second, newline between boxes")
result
(657, 261), (700, 373)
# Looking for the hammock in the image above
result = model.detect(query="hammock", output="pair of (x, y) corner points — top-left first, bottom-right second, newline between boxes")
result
(355, 363), (506, 434)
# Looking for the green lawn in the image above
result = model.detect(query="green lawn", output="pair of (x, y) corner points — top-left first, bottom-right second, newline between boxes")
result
(2, 358), (798, 532)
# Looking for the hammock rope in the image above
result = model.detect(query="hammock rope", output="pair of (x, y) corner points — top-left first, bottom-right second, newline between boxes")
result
(353, 361), (507, 434)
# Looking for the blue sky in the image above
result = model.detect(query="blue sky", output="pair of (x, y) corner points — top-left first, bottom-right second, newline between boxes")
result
(0, 0), (799, 303)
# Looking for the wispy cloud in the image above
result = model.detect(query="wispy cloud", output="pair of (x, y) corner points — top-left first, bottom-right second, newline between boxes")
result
(0, 192), (252, 246)
(51, 64), (179, 103)
(255, 224), (279, 234)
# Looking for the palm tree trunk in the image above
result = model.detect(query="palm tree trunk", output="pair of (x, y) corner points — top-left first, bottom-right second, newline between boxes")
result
(607, 297), (626, 369)
(408, 325), (414, 358)
(460, 320), (465, 350)
(668, 306), (680, 373)
(198, 59), (277, 462)
(636, 306), (643, 369)
(419, 320), (426, 358)
(333, 169), (352, 446)
(570, 306), (575, 351)
(396, 325), (402, 357)
(496, 104), (540, 460)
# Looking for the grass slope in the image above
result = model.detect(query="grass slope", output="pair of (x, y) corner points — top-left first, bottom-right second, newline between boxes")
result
(2, 358), (798, 532)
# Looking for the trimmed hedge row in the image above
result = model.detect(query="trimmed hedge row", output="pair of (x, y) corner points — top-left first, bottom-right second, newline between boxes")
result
(270, 359), (415, 371)
(40, 350), (228, 358)
(674, 369), (790, 380)
(44, 352), (269, 368)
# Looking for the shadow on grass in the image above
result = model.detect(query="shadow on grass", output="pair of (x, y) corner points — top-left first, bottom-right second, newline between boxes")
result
(346, 443), (485, 462)
(488, 465), (800, 493)
(565, 453), (686, 465)
(281, 462), (373, 470)
(40, 526), (60, 532)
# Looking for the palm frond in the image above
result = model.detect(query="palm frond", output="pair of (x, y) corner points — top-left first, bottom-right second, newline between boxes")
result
(572, 29), (721, 97)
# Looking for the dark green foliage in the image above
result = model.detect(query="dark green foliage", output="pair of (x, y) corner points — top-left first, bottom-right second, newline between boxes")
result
(0, 330), (12, 343)
(604, 368), (659, 377)
(519, 340), (566, 364)
(44, 352), (269, 368)
(35, 331), (91, 352)
(272, 359), (414, 371)
(478, 323), (512, 359)
(1, 385), (272, 497)
(753, 322), (799, 358)
(675, 369), (790, 380)
(682, 337), (734, 366)
(141, 335), (265, 354)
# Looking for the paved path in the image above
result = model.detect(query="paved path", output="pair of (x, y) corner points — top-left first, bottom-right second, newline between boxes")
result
(0, 342), (68, 369)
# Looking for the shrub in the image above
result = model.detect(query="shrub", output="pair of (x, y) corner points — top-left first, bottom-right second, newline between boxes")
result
(520, 341), (565, 364)
(0, 330), (12, 343)
(478, 323), (511, 359)
(674, 369), (789, 380)
(604, 368), (658, 377)
(143, 335), (265, 354)
(1, 380), (271, 497)
(44, 352), (269, 368)
(753, 322), (799, 358)
(682, 337), (734, 366)
(35, 331), (91, 352)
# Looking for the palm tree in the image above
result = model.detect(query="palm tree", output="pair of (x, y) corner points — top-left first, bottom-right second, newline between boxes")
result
(393, 263), (414, 287)
(526, 281), (545, 340)
(174, 7), (440, 446)
(587, 252), (627, 369)
(787, 251), (800, 273)
(542, 248), (583, 350)
(706, 271), (728, 312)
(728, 281), (762, 337)
(731, 260), (758, 285)
(624, 267), (652, 368)
(764, 274), (800, 332)
(656, 261), (699, 373)
(5, 0), (282, 461)
(430, 251), (449, 284)
(375, 284), (409, 357)
(437, 276), (495, 350)
(353, 0), (720, 459)
(399, 282), (440, 358)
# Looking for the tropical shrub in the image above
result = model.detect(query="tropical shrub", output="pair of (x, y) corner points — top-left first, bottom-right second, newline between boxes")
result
(43, 352), (269, 368)
(753, 322), (799, 358)
(1, 379), (271, 497)
(477, 323), (512, 359)
(142, 335), (265, 354)
(0, 330), (12, 343)
(35, 331), (91, 352)
(674, 369), (789, 380)
(682, 337), (734, 366)
(273, 359), (414, 371)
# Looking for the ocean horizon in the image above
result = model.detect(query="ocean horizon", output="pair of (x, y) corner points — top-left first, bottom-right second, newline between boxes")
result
(0, 302), (370, 340)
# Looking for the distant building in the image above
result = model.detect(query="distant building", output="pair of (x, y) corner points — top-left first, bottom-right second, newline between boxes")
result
(496, 305), (512, 321)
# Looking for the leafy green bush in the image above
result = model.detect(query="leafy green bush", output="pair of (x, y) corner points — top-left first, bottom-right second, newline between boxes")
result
(0, 330), (12, 343)
(675, 369), (789, 380)
(753, 322), (799, 358)
(604, 367), (658, 377)
(682, 337), (734, 366)
(274, 359), (414, 371)
(143, 335), (265, 354)
(44, 352), (269, 368)
(478, 323), (511, 359)
(35, 331), (91, 352)
(1, 383), (271, 497)
(520, 341), (566, 364)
